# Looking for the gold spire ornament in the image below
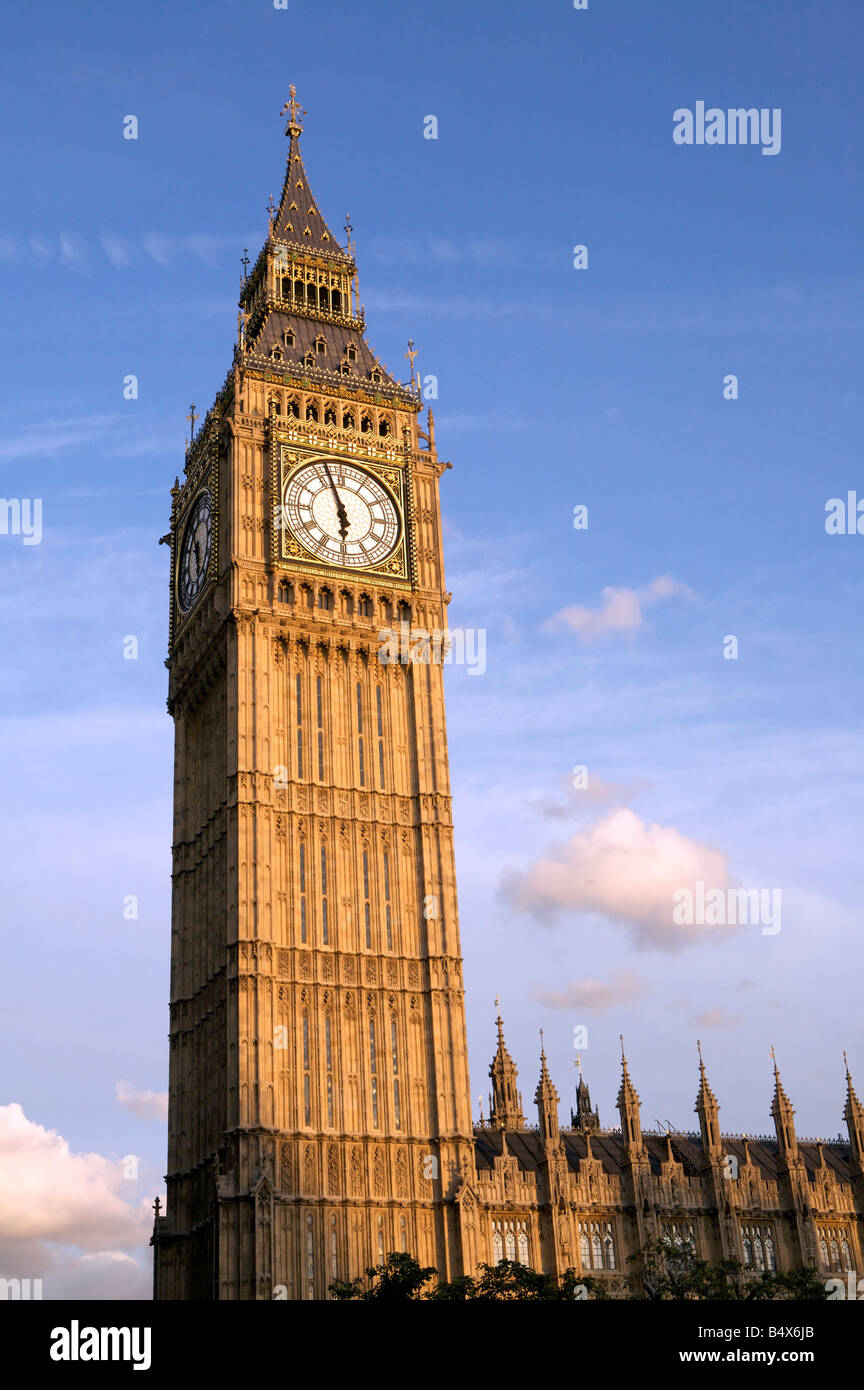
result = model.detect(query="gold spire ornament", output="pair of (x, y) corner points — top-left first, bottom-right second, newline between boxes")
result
(282, 85), (306, 135)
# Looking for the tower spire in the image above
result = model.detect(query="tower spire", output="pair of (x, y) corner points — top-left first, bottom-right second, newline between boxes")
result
(617, 1035), (643, 1153)
(694, 1038), (722, 1156)
(488, 1000), (525, 1131)
(843, 1052), (864, 1172)
(770, 1046), (798, 1158)
(534, 1031), (560, 1144)
(571, 1055), (600, 1133)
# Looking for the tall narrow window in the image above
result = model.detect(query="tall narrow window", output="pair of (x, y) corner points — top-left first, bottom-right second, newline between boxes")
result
(356, 682), (365, 787)
(362, 850), (371, 949)
(316, 675), (324, 781)
(377, 1214), (385, 1265)
(330, 1217), (338, 1282)
(369, 1018), (379, 1128)
(505, 1225), (516, 1261)
(302, 1014), (311, 1125)
(295, 672), (303, 778)
(383, 851), (392, 950)
(325, 1015), (334, 1127)
(391, 1017), (401, 1131)
(320, 844), (328, 945)
(376, 685), (385, 788)
(306, 1214), (314, 1299)
(299, 841), (307, 944)
(400, 1216), (407, 1252)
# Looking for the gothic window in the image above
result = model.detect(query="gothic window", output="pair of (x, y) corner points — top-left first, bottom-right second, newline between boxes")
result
(604, 1225), (616, 1270)
(270, 346), (283, 363)
(765, 1234), (776, 1272)
(377, 1214), (385, 1264)
(315, 336), (326, 355)
(287, 397), (300, 418)
(492, 1223), (504, 1264)
(400, 1216), (407, 1253)
(281, 277), (292, 300)
(324, 404), (337, 425)
(592, 1232), (603, 1269)
(376, 685), (385, 789)
(296, 672), (304, 780)
(301, 583), (313, 609)
(330, 1217), (338, 1281)
(316, 675), (325, 784)
(369, 1018), (379, 1129)
(357, 593), (372, 617)
(378, 415), (392, 437)
(318, 587), (334, 611)
(362, 848), (371, 949)
(841, 1240), (852, 1270)
(302, 1014), (311, 1124)
(305, 398), (318, 418)
(830, 1239), (840, 1272)
(299, 839), (307, 944)
(517, 1227), (529, 1265)
(284, 329), (295, 348)
(753, 1233), (765, 1272)
(278, 579), (294, 604)
(346, 344), (357, 362)
(383, 850), (392, 951)
(370, 369), (382, 385)
(331, 289), (342, 313)
(391, 1017), (401, 1131)
(397, 601), (412, 623)
(342, 409), (355, 429)
(580, 1230), (590, 1269)
(325, 1016), (334, 1126)
(306, 1213), (314, 1298)
(356, 682), (366, 789)
(320, 843), (328, 945)
(305, 283), (317, 307)
(505, 1224), (516, 1262)
(319, 286), (330, 311)
(294, 279), (304, 301)
(819, 1237), (829, 1267)
(361, 414), (373, 434)
(817, 1226), (852, 1272)
(269, 396), (281, 415)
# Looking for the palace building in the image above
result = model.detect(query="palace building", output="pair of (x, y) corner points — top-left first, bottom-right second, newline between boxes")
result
(151, 94), (864, 1299)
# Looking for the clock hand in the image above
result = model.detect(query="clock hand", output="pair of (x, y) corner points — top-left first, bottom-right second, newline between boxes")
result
(322, 462), (350, 540)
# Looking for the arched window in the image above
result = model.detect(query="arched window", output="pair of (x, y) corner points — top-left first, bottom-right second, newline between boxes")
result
(287, 397), (300, 419)
(330, 1216), (338, 1281)
(361, 414), (373, 434)
(505, 1225), (516, 1262)
(764, 1234), (776, 1271)
(342, 410), (355, 429)
(369, 1018), (379, 1129)
(378, 415), (392, 437)
(830, 1239), (840, 1272)
(302, 1013), (311, 1124)
(281, 276), (292, 300)
(318, 587), (334, 611)
(753, 1234), (765, 1272)
(324, 405), (337, 425)
(319, 286), (330, 311)
(325, 1015), (334, 1126)
(315, 336), (326, 356)
(580, 1230), (590, 1269)
(397, 601), (412, 624)
(383, 848), (392, 949)
(306, 401), (319, 422)
(294, 279), (304, 302)
(493, 1224), (504, 1265)
(592, 1232), (602, 1269)
(819, 1237), (829, 1267)
(517, 1226), (529, 1265)
(331, 288), (342, 313)
(841, 1240), (852, 1270)
(357, 594), (372, 618)
(305, 283), (317, 307)
(400, 1216), (407, 1252)
(278, 579), (294, 604)
(346, 344), (357, 362)
(604, 1226), (616, 1270)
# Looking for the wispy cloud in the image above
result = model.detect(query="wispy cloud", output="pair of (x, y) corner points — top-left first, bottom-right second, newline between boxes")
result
(115, 1082), (168, 1122)
(535, 968), (649, 1013)
(542, 575), (695, 645)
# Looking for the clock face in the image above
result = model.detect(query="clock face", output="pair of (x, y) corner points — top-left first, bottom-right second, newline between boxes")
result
(177, 490), (212, 612)
(283, 459), (400, 568)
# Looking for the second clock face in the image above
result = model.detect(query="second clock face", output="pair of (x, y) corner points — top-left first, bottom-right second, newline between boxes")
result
(178, 489), (212, 612)
(283, 459), (400, 569)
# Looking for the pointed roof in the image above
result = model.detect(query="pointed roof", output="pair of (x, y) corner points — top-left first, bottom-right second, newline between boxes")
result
(272, 99), (350, 263)
(844, 1051), (863, 1125)
(534, 1032), (560, 1106)
(695, 1039), (719, 1114)
(616, 1035), (641, 1111)
(769, 1046), (795, 1122)
(490, 1000), (517, 1078)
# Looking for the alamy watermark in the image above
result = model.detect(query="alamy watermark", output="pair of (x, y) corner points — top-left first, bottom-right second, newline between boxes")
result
(378, 622), (486, 676)
(672, 881), (781, 936)
(0, 498), (42, 545)
(673, 103), (781, 157)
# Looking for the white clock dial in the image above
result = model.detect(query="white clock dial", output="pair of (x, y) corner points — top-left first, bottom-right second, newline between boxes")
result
(178, 490), (212, 611)
(283, 459), (400, 568)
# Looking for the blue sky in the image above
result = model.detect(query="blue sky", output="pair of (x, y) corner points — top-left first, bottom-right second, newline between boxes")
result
(1, 0), (862, 1295)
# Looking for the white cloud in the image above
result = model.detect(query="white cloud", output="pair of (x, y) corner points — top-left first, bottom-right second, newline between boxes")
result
(542, 575), (695, 644)
(115, 1081), (168, 1122)
(500, 807), (735, 950)
(535, 968), (649, 1013)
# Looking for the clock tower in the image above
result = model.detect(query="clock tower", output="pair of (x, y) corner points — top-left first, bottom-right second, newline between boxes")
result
(152, 92), (476, 1299)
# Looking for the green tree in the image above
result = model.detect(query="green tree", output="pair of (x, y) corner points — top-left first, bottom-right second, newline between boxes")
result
(329, 1251), (437, 1300)
(630, 1237), (828, 1301)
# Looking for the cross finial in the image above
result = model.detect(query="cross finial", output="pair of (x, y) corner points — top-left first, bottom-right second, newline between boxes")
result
(186, 403), (198, 444)
(267, 193), (275, 229)
(241, 247), (250, 281)
(344, 213), (354, 254)
(153, 1196), (162, 1218)
(281, 85), (305, 134)
(406, 337), (419, 375)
